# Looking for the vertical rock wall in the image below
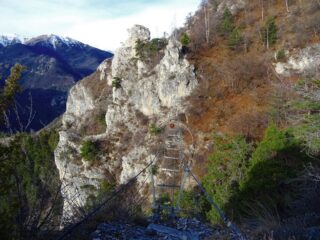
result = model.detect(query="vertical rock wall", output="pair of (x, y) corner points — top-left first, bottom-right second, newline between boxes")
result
(54, 25), (198, 223)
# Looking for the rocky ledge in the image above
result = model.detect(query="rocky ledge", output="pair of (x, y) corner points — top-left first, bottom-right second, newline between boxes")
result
(91, 218), (219, 240)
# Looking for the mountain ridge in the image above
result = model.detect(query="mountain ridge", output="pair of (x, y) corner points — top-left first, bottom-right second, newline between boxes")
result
(0, 34), (29, 47)
(0, 34), (113, 132)
(1, 34), (86, 48)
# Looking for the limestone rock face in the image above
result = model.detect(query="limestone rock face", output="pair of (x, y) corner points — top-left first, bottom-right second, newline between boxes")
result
(125, 24), (150, 51)
(54, 25), (198, 223)
(109, 27), (197, 117)
(157, 39), (197, 109)
(62, 82), (95, 126)
(275, 44), (320, 77)
(217, 0), (246, 15)
(98, 59), (112, 80)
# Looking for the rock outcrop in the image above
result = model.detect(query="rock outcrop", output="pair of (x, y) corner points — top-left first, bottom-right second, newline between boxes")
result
(217, 0), (246, 15)
(54, 25), (198, 223)
(275, 44), (320, 77)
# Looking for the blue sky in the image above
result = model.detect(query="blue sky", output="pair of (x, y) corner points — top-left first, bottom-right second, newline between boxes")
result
(0, 0), (200, 50)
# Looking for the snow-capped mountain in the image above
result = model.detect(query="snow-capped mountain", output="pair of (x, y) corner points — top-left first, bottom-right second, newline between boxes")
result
(0, 34), (29, 47)
(0, 34), (88, 49)
(0, 34), (113, 132)
(25, 34), (86, 49)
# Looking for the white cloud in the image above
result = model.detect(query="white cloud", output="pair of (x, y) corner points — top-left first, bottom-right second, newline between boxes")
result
(66, 4), (198, 51)
(0, 0), (200, 51)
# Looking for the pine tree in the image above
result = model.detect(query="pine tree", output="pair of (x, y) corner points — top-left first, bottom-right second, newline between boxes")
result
(0, 64), (26, 120)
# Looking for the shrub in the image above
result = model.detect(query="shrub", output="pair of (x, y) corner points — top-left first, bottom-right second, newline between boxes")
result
(290, 77), (320, 155)
(135, 39), (145, 59)
(228, 110), (269, 140)
(177, 189), (210, 220)
(150, 165), (158, 175)
(220, 54), (268, 93)
(135, 38), (167, 60)
(203, 124), (315, 225)
(80, 140), (99, 162)
(149, 38), (167, 51)
(203, 134), (253, 223)
(313, 79), (320, 88)
(276, 49), (286, 61)
(296, 79), (305, 87)
(0, 132), (62, 239)
(112, 77), (121, 89)
(156, 192), (171, 205)
(293, 114), (320, 156)
(48, 130), (59, 151)
(100, 180), (115, 194)
(228, 28), (243, 50)
(96, 111), (106, 127)
(229, 125), (313, 220)
(180, 32), (190, 46)
(149, 123), (161, 135)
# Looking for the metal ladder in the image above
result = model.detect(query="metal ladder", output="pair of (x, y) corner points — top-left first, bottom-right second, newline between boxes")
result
(151, 121), (189, 220)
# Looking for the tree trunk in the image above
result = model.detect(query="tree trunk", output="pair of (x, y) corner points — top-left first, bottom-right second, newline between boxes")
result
(260, 0), (264, 21)
(204, 4), (210, 45)
(285, 0), (290, 13)
(244, 6), (249, 52)
(266, 27), (269, 49)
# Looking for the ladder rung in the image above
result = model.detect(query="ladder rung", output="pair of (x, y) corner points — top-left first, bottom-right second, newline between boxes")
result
(157, 184), (180, 188)
(153, 205), (180, 211)
(160, 168), (179, 172)
(166, 147), (179, 151)
(165, 140), (177, 143)
(158, 205), (173, 210)
(163, 156), (179, 160)
(165, 144), (178, 147)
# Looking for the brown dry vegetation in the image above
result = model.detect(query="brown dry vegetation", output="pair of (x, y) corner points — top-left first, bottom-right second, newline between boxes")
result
(185, 0), (319, 135)
(81, 70), (110, 100)
(181, 0), (320, 180)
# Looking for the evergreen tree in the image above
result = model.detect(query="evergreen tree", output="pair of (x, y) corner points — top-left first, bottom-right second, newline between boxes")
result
(0, 64), (26, 120)
(220, 8), (234, 35)
(261, 16), (278, 48)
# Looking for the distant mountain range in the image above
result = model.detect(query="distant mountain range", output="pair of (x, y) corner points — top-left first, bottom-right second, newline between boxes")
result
(0, 34), (30, 46)
(0, 34), (113, 132)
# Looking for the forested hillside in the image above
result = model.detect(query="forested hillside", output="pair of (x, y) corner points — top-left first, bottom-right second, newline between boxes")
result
(177, 0), (320, 238)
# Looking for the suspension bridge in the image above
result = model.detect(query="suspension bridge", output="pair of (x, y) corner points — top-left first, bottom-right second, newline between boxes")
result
(56, 119), (247, 240)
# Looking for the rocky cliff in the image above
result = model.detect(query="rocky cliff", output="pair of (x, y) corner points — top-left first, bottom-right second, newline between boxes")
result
(54, 25), (198, 223)
(275, 44), (320, 77)
(55, 0), (319, 232)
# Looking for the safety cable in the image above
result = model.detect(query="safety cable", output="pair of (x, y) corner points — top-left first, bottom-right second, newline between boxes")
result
(189, 169), (248, 240)
(56, 152), (159, 240)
